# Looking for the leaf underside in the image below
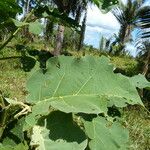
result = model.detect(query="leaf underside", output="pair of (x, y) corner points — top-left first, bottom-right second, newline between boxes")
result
(25, 55), (143, 129)
(30, 111), (87, 150)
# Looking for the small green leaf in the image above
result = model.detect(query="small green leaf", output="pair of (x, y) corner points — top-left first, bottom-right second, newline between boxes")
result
(10, 117), (25, 142)
(2, 117), (25, 147)
(29, 20), (43, 35)
(92, 0), (119, 13)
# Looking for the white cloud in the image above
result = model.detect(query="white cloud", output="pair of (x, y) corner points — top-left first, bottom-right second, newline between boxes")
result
(86, 26), (103, 33)
(84, 0), (135, 49)
(84, 26), (101, 48)
(86, 5), (120, 32)
(84, 4), (120, 48)
(121, 0), (127, 5)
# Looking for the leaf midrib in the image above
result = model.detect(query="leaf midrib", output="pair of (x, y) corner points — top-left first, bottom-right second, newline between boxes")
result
(35, 94), (124, 105)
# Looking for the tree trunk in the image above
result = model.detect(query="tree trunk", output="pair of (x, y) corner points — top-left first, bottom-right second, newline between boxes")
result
(22, 0), (31, 19)
(53, 25), (65, 56)
(142, 49), (150, 76)
(22, 0), (33, 42)
(44, 18), (54, 41)
(75, 6), (82, 24)
(78, 11), (87, 51)
(139, 49), (150, 98)
(99, 36), (105, 51)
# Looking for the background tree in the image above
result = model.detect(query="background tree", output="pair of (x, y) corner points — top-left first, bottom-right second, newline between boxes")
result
(51, 0), (88, 55)
(0, 0), (120, 52)
(0, 0), (21, 41)
(111, 0), (144, 55)
(78, 9), (87, 51)
(135, 5), (150, 76)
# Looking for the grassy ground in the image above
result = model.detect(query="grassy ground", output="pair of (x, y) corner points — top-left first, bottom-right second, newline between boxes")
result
(0, 47), (27, 101)
(0, 46), (150, 149)
(123, 106), (150, 150)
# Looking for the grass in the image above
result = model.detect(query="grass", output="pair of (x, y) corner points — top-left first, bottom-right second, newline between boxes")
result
(0, 45), (150, 149)
(0, 47), (27, 101)
(111, 56), (139, 76)
(123, 106), (150, 150)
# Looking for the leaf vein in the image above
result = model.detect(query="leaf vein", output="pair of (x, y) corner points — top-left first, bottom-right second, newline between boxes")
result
(52, 73), (66, 97)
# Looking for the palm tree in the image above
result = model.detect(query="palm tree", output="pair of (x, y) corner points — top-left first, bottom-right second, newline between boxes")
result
(78, 9), (87, 51)
(111, 0), (144, 55)
(43, 1), (55, 43)
(135, 5), (150, 76)
(135, 5), (150, 39)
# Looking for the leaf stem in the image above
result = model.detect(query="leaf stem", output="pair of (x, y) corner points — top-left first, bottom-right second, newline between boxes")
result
(0, 9), (34, 51)
(0, 56), (22, 60)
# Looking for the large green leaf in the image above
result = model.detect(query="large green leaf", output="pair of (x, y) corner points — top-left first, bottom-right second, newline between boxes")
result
(30, 111), (87, 150)
(84, 116), (129, 150)
(25, 56), (143, 128)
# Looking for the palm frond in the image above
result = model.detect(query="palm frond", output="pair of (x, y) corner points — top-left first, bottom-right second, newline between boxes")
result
(135, 6), (150, 38)
(111, 7), (126, 25)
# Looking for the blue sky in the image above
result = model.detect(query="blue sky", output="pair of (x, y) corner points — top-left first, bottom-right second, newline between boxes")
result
(84, 0), (126, 48)
(84, 0), (150, 56)
(84, 4), (120, 48)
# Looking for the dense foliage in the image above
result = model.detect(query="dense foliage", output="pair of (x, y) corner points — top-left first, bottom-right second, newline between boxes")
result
(0, 55), (149, 149)
(0, 0), (21, 23)
(0, 0), (150, 149)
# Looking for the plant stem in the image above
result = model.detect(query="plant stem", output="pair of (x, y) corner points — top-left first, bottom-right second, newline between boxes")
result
(0, 56), (22, 60)
(0, 9), (34, 51)
(0, 96), (7, 139)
